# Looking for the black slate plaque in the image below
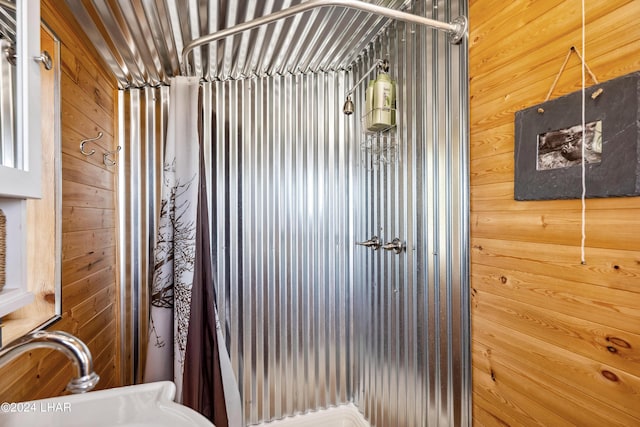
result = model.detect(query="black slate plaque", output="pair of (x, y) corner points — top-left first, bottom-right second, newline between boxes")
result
(514, 71), (640, 200)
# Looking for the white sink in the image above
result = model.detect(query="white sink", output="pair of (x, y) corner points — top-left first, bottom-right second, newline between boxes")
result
(0, 381), (214, 427)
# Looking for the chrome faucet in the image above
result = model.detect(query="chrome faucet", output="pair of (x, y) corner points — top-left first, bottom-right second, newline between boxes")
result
(382, 238), (404, 254)
(0, 330), (100, 393)
(356, 235), (382, 250)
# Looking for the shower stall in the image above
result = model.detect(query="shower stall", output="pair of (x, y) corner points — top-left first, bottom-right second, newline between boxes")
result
(67, 0), (470, 425)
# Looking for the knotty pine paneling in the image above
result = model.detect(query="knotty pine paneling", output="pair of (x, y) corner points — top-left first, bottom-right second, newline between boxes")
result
(470, 0), (640, 425)
(0, 1), (121, 401)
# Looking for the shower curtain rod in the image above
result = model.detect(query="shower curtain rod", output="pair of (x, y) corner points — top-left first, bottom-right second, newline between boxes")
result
(181, 0), (468, 75)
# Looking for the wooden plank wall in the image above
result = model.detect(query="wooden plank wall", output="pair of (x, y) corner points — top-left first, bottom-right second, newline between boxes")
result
(469, 0), (640, 426)
(0, 1), (121, 401)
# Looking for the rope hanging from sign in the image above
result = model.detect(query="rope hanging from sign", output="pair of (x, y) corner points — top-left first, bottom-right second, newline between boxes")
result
(534, 5), (592, 264)
(536, 6), (593, 264)
(536, 46), (602, 115)
(580, 0), (586, 265)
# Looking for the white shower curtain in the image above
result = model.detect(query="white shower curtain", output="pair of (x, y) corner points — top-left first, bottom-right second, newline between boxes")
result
(143, 76), (242, 426)
(144, 76), (200, 401)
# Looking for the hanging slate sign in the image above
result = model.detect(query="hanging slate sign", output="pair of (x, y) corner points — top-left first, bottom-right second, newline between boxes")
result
(514, 71), (640, 200)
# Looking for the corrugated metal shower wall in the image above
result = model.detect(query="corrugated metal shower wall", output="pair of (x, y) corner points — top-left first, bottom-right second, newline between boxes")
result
(202, 74), (354, 424)
(351, 0), (470, 426)
(118, 86), (169, 385)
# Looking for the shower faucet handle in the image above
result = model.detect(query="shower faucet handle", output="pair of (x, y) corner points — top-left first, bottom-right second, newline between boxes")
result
(356, 236), (382, 250)
(382, 238), (404, 254)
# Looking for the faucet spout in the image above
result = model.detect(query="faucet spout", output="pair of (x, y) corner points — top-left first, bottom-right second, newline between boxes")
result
(0, 330), (100, 393)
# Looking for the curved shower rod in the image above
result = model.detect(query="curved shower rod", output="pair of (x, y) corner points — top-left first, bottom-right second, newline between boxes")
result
(181, 0), (468, 75)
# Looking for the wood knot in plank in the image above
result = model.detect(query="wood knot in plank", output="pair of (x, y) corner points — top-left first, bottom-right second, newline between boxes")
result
(601, 370), (619, 382)
(606, 336), (631, 349)
(500, 276), (508, 284)
(94, 88), (102, 104)
(44, 292), (56, 304)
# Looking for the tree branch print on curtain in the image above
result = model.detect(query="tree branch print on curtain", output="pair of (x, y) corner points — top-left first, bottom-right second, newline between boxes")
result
(144, 76), (201, 402)
(149, 165), (197, 352)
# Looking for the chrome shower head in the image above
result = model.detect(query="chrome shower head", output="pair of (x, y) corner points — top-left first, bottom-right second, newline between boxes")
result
(343, 95), (354, 115)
